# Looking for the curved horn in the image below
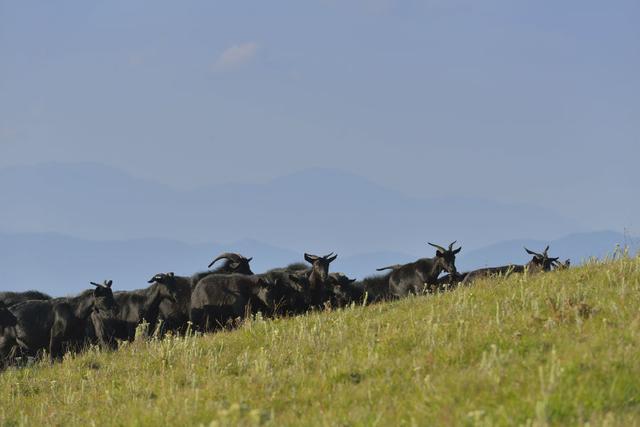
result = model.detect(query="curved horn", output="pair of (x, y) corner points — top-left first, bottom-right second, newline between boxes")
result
(304, 253), (319, 263)
(524, 247), (541, 256)
(428, 242), (447, 253)
(208, 252), (243, 268)
(543, 246), (550, 256)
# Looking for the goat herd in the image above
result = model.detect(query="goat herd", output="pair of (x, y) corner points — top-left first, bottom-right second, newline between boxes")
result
(0, 242), (570, 368)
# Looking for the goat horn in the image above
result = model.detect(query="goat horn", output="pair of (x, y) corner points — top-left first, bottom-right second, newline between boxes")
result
(428, 242), (447, 252)
(448, 241), (457, 251)
(208, 252), (243, 268)
(524, 247), (541, 256)
(304, 253), (319, 261)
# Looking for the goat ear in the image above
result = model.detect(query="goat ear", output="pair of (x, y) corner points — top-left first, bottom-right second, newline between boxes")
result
(148, 275), (159, 284)
(435, 250), (444, 257)
(326, 254), (338, 263)
(304, 253), (317, 263)
(168, 272), (175, 277)
(453, 247), (462, 255)
(246, 257), (253, 263)
(105, 280), (113, 288)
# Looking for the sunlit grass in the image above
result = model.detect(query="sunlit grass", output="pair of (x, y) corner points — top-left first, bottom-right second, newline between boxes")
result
(2, 255), (640, 426)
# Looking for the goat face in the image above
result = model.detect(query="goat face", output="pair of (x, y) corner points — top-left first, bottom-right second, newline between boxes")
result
(90, 280), (118, 316)
(429, 242), (462, 275)
(304, 252), (338, 282)
(148, 272), (179, 302)
(525, 246), (559, 272)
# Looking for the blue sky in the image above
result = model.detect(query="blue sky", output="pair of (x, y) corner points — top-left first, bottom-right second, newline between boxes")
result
(1, 0), (639, 232)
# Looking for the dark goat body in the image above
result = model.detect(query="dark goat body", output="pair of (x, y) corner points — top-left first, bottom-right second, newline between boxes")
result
(189, 274), (273, 332)
(139, 254), (257, 336)
(326, 272), (358, 307)
(113, 278), (179, 341)
(461, 246), (560, 285)
(267, 262), (311, 274)
(189, 271), (301, 331)
(0, 303), (17, 330)
(154, 273), (196, 334)
(360, 274), (392, 303)
(329, 273), (391, 306)
(435, 271), (469, 291)
(460, 265), (524, 285)
(256, 269), (308, 315)
(385, 242), (461, 298)
(1, 281), (118, 362)
(0, 303), (18, 368)
(0, 290), (51, 307)
(255, 256), (337, 313)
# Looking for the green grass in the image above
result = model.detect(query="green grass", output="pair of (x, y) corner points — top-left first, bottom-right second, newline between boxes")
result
(2, 256), (640, 426)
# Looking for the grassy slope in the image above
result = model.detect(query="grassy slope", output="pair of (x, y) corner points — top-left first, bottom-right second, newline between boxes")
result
(1, 257), (640, 426)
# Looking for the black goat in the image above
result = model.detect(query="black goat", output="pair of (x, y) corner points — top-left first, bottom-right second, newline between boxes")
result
(1, 280), (118, 362)
(461, 246), (560, 285)
(189, 274), (275, 332)
(112, 275), (180, 341)
(0, 290), (51, 307)
(380, 242), (461, 298)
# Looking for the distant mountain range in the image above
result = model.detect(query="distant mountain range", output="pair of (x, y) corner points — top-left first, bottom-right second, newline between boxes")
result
(0, 162), (583, 256)
(1, 231), (636, 296)
(1, 162), (635, 295)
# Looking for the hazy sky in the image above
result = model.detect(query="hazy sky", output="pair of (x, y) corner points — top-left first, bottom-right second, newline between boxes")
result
(1, 1), (638, 232)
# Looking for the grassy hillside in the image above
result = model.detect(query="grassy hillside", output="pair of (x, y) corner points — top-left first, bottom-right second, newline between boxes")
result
(2, 256), (640, 426)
